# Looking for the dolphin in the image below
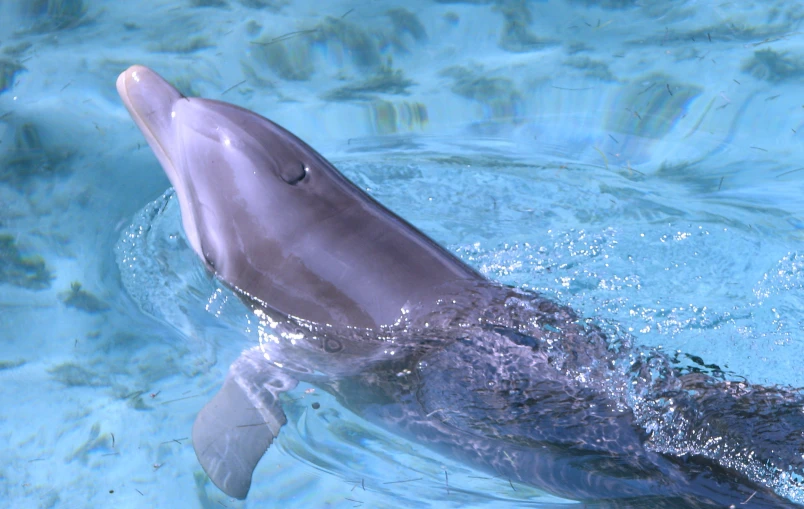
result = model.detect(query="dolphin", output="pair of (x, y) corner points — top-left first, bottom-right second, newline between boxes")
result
(116, 65), (804, 508)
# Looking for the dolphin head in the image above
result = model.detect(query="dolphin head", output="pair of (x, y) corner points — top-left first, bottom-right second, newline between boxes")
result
(117, 65), (331, 276)
(117, 65), (483, 329)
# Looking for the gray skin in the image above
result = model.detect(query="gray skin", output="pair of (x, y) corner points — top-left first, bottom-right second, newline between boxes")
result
(117, 66), (804, 508)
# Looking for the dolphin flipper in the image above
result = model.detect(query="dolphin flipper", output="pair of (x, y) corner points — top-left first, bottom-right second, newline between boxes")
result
(192, 348), (298, 499)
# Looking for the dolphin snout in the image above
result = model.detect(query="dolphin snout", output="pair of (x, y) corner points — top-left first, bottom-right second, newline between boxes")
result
(116, 65), (183, 158)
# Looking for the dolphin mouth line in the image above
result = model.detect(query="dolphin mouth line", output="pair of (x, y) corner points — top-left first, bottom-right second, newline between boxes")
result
(116, 65), (206, 260)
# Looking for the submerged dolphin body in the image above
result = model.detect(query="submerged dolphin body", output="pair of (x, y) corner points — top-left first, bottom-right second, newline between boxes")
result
(117, 66), (804, 508)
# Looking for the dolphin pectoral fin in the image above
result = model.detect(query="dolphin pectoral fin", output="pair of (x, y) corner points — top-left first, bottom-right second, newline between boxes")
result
(192, 378), (283, 499)
(192, 349), (298, 499)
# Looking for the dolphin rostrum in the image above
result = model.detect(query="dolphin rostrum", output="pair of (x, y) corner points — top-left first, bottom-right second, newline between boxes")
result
(117, 65), (804, 508)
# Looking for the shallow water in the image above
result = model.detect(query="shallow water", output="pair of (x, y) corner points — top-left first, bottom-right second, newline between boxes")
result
(2, 1), (804, 508)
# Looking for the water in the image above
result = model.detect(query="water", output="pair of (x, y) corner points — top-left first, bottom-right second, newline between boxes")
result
(2, 1), (804, 508)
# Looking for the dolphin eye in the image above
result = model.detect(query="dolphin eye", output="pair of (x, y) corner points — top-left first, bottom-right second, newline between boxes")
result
(279, 162), (308, 185)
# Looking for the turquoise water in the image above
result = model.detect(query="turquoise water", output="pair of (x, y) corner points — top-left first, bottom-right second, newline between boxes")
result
(2, 1), (804, 507)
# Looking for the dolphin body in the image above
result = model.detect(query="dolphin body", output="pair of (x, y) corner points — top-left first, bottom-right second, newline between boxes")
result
(116, 65), (804, 508)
